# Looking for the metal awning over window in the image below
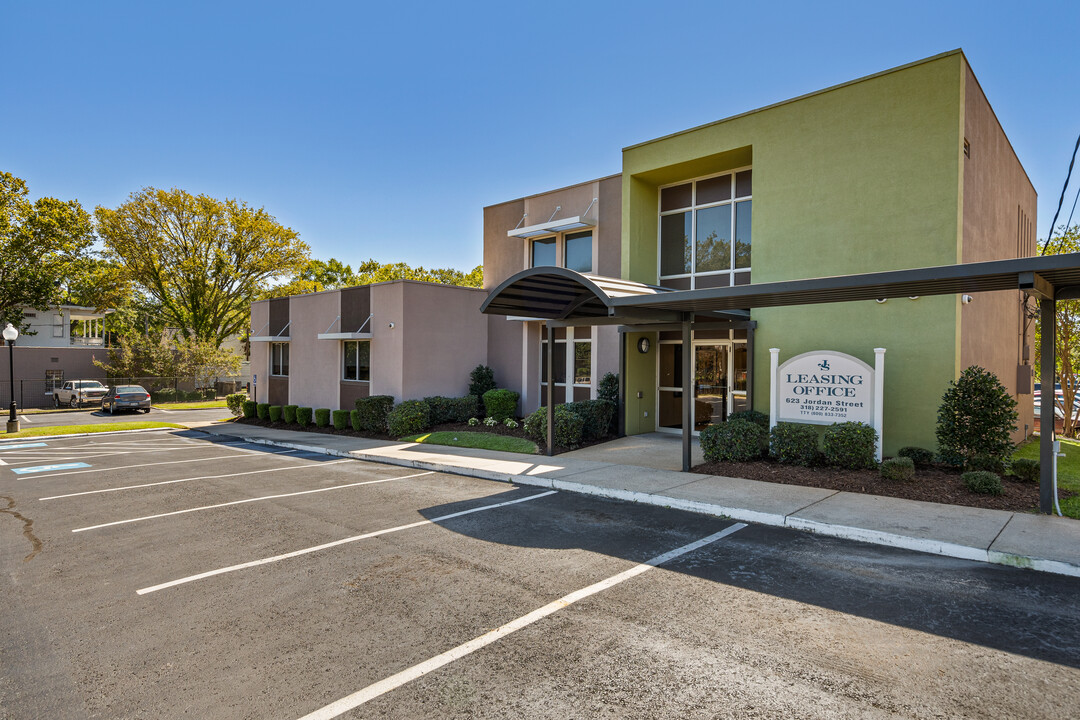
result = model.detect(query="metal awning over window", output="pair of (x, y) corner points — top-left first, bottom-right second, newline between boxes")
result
(507, 216), (595, 239)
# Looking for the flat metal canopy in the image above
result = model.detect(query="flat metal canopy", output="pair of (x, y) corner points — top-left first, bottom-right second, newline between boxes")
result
(507, 215), (595, 239)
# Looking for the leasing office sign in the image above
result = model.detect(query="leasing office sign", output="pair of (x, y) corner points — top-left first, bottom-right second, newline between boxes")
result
(773, 350), (876, 424)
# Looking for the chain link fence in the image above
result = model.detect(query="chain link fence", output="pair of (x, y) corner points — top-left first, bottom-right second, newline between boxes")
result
(0, 376), (249, 410)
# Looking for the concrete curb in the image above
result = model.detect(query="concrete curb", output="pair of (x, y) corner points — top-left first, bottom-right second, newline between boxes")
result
(197, 430), (1080, 579)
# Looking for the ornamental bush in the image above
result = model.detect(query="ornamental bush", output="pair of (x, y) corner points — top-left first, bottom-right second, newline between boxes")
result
(283, 405), (298, 424)
(597, 372), (619, 434)
(226, 392), (247, 416)
(897, 446), (935, 466)
(728, 410), (770, 431)
(256, 402), (270, 420)
(563, 400), (616, 440)
(1010, 457), (1039, 483)
(242, 400), (257, 419)
(700, 419), (766, 463)
(482, 389), (519, 422)
(268, 405), (283, 422)
(880, 456), (915, 482)
(822, 421), (878, 469)
(314, 408), (331, 428)
(296, 406), (313, 427)
(769, 422), (819, 466)
(332, 409), (350, 430)
(355, 395), (394, 433)
(469, 365), (496, 407)
(387, 400), (431, 437)
(523, 406), (585, 449)
(424, 396), (479, 425)
(963, 470), (1003, 496)
(966, 454), (1006, 474)
(350, 409), (362, 432)
(936, 366), (1018, 466)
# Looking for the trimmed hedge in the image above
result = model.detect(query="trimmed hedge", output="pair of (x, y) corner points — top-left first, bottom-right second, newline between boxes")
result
(314, 408), (331, 428)
(268, 405), (283, 422)
(355, 395), (394, 433)
(523, 406), (585, 449)
(424, 396), (479, 425)
(563, 400), (616, 441)
(482, 389), (519, 422)
(822, 421), (878, 469)
(387, 400), (431, 437)
(966, 454), (1006, 474)
(936, 365), (1018, 466)
(349, 409), (362, 432)
(1010, 457), (1039, 483)
(963, 470), (1003, 496)
(283, 405), (298, 424)
(256, 402), (270, 420)
(701, 419), (765, 463)
(296, 406), (313, 428)
(898, 446), (935, 466)
(770, 422), (818, 466)
(728, 410), (769, 431)
(880, 456), (915, 482)
(332, 409), (350, 430)
(226, 393), (247, 416)
(242, 400), (257, 419)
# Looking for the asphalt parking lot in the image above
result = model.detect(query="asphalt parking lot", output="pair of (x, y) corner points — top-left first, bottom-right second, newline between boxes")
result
(1, 430), (1078, 719)
(17, 406), (227, 428)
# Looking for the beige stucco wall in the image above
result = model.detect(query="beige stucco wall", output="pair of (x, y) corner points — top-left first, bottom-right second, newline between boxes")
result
(486, 314), (523, 401)
(483, 199), (526, 290)
(959, 60), (1038, 440)
(250, 300), (269, 403)
(288, 289), (342, 410)
(370, 282), (405, 401)
(400, 282), (489, 401)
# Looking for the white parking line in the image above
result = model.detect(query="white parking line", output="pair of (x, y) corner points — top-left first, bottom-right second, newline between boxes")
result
(136, 490), (559, 595)
(3, 446), (219, 465)
(39, 460), (352, 501)
(23, 451), (299, 480)
(296, 522), (747, 719)
(72, 471), (435, 532)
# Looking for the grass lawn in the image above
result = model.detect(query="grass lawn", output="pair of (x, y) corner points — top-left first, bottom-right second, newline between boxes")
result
(1013, 436), (1080, 519)
(154, 400), (229, 410)
(401, 431), (538, 454)
(0, 421), (185, 440)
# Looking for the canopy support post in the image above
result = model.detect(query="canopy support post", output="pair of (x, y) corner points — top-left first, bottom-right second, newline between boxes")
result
(682, 313), (692, 472)
(546, 323), (555, 457)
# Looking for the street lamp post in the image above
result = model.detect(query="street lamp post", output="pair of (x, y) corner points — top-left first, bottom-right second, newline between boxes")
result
(3, 323), (19, 433)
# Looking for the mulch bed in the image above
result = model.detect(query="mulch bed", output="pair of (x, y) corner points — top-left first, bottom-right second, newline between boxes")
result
(691, 458), (1070, 513)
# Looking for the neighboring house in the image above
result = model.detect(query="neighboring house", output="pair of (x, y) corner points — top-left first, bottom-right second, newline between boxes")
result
(252, 50), (1035, 454)
(0, 305), (113, 408)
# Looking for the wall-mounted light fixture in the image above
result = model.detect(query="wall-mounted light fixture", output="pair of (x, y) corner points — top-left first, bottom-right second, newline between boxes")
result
(875, 298), (887, 304)
(961, 295), (974, 305)
(388, 322), (396, 329)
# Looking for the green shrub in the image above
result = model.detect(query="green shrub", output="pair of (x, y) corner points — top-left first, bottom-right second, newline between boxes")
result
(936, 365), (1018, 467)
(355, 395), (394, 433)
(154, 388), (178, 403)
(423, 396), (479, 425)
(563, 400), (616, 440)
(728, 410), (769, 431)
(314, 408), (331, 428)
(822, 421), (878, 469)
(770, 422), (818, 466)
(597, 372), (619, 434)
(387, 400), (431, 437)
(349, 409), (362, 432)
(1010, 457), (1039, 483)
(331, 409), (349, 430)
(226, 392), (247, 416)
(283, 405), (298, 424)
(256, 402), (270, 420)
(242, 400), (257, 419)
(469, 365), (496, 408)
(897, 446), (935, 466)
(268, 405), (283, 422)
(962, 470), (1003, 496)
(880, 457), (915, 482)
(296, 406), (313, 428)
(523, 406), (585, 449)
(966, 454), (1006, 474)
(482, 389), (519, 422)
(701, 419), (766, 463)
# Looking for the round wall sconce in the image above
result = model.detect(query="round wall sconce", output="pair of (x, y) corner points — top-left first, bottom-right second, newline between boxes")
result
(637, 337), (651, 353)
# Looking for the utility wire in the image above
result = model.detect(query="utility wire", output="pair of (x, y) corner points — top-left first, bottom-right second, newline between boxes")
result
(1065, 175), (1080, 234)
(1044, 131), (1080, 253)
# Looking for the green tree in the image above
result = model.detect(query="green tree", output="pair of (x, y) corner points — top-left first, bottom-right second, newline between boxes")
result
(96, 187), (310, 345)
(0, 171), (100, 330)
(261, 257), (483, 298)
(1036, 225), (1080, 436)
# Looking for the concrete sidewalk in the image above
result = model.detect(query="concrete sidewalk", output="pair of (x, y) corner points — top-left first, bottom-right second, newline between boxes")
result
(195, 422), (1080, 578)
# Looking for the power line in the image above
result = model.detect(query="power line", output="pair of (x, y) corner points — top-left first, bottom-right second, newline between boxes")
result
(1065, 174), (1080, 233)
(1044, 131), (1080, 253)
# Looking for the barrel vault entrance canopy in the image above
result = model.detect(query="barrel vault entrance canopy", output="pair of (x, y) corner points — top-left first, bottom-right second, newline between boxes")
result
(482, 252), (1080, 515)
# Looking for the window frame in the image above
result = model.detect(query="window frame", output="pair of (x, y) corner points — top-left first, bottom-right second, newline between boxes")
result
(530, 236), (558, 268)
(657, 166), (752, 286)
(563, 230), (594, 274)
(572, 338), (592, 387)
(342, 339), (371, 382)
(270, 342), (290, 377)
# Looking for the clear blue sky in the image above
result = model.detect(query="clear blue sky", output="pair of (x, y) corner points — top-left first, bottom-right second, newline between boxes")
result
(3, 1), (1078, 271)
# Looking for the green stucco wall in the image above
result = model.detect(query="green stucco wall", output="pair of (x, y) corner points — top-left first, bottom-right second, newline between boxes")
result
(619, 52), (967, 453)
(623, 332), (659, 435)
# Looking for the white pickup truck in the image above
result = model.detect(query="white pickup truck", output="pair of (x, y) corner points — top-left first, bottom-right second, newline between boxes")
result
(53, 380), (109, 408)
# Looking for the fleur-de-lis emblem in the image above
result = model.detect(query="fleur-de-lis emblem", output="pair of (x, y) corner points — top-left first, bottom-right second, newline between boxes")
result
(818, 359), (830, 371)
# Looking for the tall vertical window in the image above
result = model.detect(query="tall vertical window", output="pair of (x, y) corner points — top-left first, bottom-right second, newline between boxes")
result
(270, 342), (290, 376)
(659, 168), (752, 286)
(45, 369), (64, 392)
(564, 231), (593, 273)
(573, 339), (592, 385)
(532, 237), (557, 267)
(343, 340), (370, 381)
(540, 340), (567, 385)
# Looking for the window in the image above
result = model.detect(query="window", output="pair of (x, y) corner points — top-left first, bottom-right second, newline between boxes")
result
(53, 313), (64, 337)
(45, 369), (64, 392)
(270, 342), (289, 376)
(659, 169), (751, 284)
(343, 340), (370, 382)
(573, 340), (591, 385)
(540, 340), (567, 385)
(532, 237), (557, 267)
(564, 231), (593, 273)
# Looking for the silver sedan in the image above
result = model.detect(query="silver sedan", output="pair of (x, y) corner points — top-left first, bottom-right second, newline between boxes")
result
(101, 385), (153, 414)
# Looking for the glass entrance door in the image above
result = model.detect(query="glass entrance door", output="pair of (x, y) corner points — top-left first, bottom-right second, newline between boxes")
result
(656, 339), (749, 434)
(694, 344), (728, 431)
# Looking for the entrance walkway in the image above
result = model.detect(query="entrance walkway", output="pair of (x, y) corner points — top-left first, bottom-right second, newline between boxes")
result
(191, 422), (1080, 578)
(561, 432), (704, 472)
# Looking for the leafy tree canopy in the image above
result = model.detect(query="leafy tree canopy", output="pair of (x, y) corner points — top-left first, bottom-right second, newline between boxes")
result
(261, 257), (483, 298)
(1036, 224), (1080, 435)
(96, 187), (309, 346)
(94, 332), (241, 383)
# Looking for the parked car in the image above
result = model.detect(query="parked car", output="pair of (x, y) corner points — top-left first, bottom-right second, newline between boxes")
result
(1034, 383), (1080, 421)
(100, 385), (152, 414)
(53, 380), (109, 408)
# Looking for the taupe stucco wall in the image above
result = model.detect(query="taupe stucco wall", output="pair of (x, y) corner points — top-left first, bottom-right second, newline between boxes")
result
(370, 282), (405, 401)
(250, 301), (269, 402)
(597, 175), (622, 278)
(288, 289), (341, 410)
(0, 347), (105, 408)
(483, 199), (525, 290)
(401, 282), (489, 401)
(959, 60), (1037, 440)
(486, 314), (522, 401)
